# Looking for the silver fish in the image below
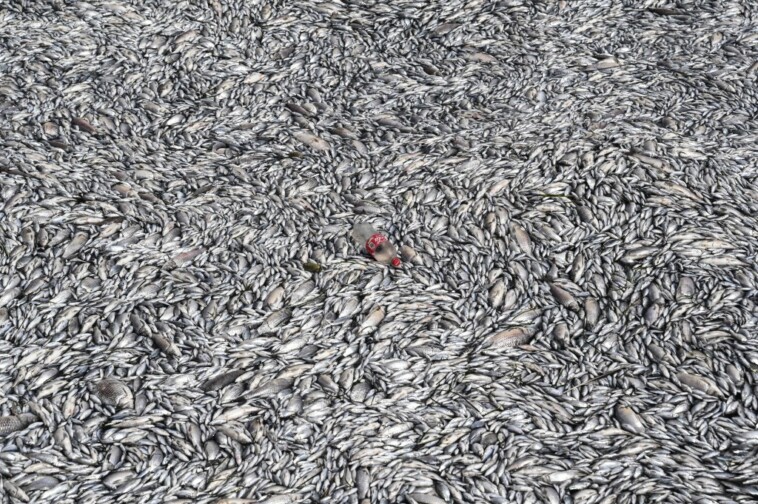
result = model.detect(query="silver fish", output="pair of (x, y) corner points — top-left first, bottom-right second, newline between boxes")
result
(0, 413), (37, 436)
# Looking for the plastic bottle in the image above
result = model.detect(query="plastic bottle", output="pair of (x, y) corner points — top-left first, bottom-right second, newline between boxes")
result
(351, 222), (402, 268)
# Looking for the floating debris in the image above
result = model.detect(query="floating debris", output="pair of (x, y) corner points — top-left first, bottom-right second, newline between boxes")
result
(303, 261), (322, 273)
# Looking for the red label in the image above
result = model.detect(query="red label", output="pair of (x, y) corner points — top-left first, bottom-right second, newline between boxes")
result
(365, 233), (387, 255)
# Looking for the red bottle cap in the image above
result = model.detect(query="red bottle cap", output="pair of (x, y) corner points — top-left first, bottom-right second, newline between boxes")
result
(365, 233), (388, 255)
(391, 257), (402, 268)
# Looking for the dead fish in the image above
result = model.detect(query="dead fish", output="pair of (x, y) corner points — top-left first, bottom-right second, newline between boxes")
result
(644, 346), (667, 366)
(317, 374), (339, 394)
(614, 404), (645, 433)
(201, 369), (247, 392)
(151, 332), (181, 357)
(466, 51), (497, 63)
(329, 126), (358, 139)
(42, 121), (58, 136)
(584, 297), (600, 328)
(571, 205), (592, 224)
(433, 23), (461, 36)
(511, 307), (542, 325)
(255, 496), (300, 504)
(72, 117), (97, 134)
(510, 223), (532, 254)
(337, 297), (360, 321)
(502, 290), (518, 310)
(2, 479), (30, 502)
(248, 377), (294, 399)
(483, 327), (534, 349)
(677, 372), (721, 396)
(699, 256), (746, 267)
(620, 247), (658, 263)
(552, 322), (570, 345)
(212, 500), (258, 504)
(290, 280), (316, 304)
(350, 381), (372, 402)
(293, 131), (330, 151)
(211, 405), (259, 425)
(62, 233), (88, 259)
(408, 493), (448, 504)
(175, 29), (200, 44)
(356, 467), (370, 499)
(279, 394), (303, 419)
(489, 279), (506, 308)
(286, 103), (311, 116)
(259, 308), (292, 334)
(400, 245), (418, 262)
(690, 239), (736, 250)
(265, 285), (285, 309)
(644, 304), (662, 326)
(647, 7), (685, 16)
(275, 45), (296, 59)
(550, 284), (579, 311)
(596, 57), (620, 70)
(360, 305), (385, 330)
(376, 115), (406, 130)
(102, 470), (135, 490)
(571, 253), (585, 282)
(0, 413), (37, 436)
(49, 139), (70, 149)
(95, 379), (134, 409)
(20, 227), (35, 249)
(172, 248), (203, 266)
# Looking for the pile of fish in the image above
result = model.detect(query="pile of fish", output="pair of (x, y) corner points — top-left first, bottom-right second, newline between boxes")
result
(1, 0), (757, 502)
